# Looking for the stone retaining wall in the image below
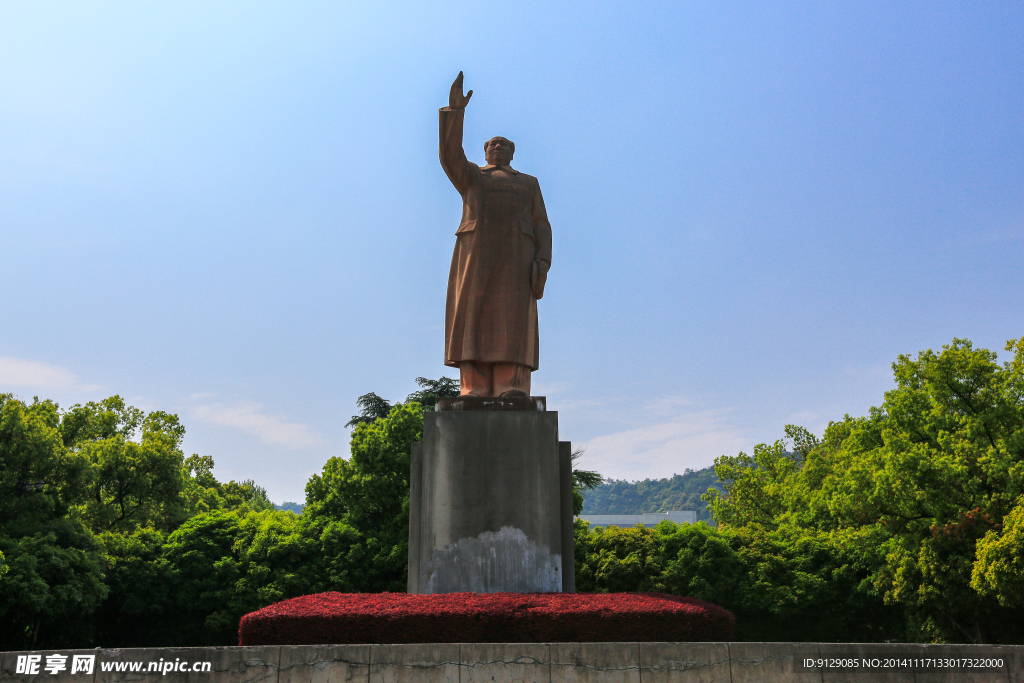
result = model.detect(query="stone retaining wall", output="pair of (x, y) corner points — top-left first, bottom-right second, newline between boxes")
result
(2, 642), (1021, 682)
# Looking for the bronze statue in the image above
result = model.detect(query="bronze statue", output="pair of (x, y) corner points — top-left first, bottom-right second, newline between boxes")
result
(440, 72), (552, 397)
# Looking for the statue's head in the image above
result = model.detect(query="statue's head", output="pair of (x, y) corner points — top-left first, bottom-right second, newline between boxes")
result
(484, 136), (514, 166)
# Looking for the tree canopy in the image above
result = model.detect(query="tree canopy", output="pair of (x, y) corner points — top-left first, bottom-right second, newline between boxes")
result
(3, 342), (1021, 646)
(346, 376), (461, 427)
(697, 337), (1024, 643)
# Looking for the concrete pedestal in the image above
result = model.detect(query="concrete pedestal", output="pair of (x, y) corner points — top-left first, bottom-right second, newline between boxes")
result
(408, 396), (574, 594)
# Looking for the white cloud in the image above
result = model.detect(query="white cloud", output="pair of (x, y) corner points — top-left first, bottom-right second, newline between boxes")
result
(0, 355), (101, 392)
(641, 395), (696, 418)
(579, 407), (750, 482)
(190, 401), (325, 449)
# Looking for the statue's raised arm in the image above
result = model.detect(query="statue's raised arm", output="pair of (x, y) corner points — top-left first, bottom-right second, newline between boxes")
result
(439, 72), (477, 194)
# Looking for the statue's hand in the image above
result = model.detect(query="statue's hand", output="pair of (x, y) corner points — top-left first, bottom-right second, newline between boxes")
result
(531, 259), (548, 300)
(448, 71), (473, 109)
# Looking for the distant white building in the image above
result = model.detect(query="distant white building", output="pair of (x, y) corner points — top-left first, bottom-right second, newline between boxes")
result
(577, 511), (697, 528)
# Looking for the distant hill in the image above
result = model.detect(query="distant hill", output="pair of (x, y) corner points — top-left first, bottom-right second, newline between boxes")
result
(580, 466), (723, 524)
(276, 501), (305, 515)
(275, 469), (724, 522)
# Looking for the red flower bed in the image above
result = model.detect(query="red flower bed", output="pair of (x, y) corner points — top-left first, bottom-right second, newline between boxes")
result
(238, 592), (734, 645)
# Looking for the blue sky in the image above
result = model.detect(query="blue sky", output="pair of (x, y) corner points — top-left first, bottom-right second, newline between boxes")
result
(2, 2), (1021, 504)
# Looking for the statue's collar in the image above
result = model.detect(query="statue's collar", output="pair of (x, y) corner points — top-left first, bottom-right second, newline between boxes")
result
(482, 164), (518, 174)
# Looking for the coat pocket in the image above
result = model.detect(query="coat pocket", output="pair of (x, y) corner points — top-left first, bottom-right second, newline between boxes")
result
(455, 220), (477, 235)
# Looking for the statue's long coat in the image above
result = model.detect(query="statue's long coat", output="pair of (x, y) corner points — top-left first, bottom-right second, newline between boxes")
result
(439, 107), (552, 371)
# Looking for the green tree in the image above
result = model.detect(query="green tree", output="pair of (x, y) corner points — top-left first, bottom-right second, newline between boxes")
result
(571, 446), (603, 516)
(972, 495), (1024, 607)
(810, 339), (1024, 643)
(180, 455), (227, 517)
(64, 397), (188, 533)
(96, 449), (289, 646)
(304, 401), (424, 592)
(230, 509), (317, 617)
(94, 476), (304, 647)
(575, 522), (662, 593)
(346, 376), (461, 427)
(701, 425), (816, 529)
(404, 376), (460, 409)
(697, 338), (1024, 643)
(0, 395), (107, 649)
(1, 391), (320, 648)
(345, 393), (394, 428)
(221, 479), (274, 513)
(160, 509), (243, 644)
(91, 527), (176, 647)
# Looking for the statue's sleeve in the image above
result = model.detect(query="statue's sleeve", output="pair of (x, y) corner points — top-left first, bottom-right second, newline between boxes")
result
(532, 180), (552, 266)
(439, 107), (476, 195)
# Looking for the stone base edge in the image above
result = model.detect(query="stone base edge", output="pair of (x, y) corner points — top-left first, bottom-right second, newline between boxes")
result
(2, 642), (1021, 682)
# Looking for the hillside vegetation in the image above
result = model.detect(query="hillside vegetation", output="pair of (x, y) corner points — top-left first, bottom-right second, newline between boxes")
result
(581, 467), (723, 523)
